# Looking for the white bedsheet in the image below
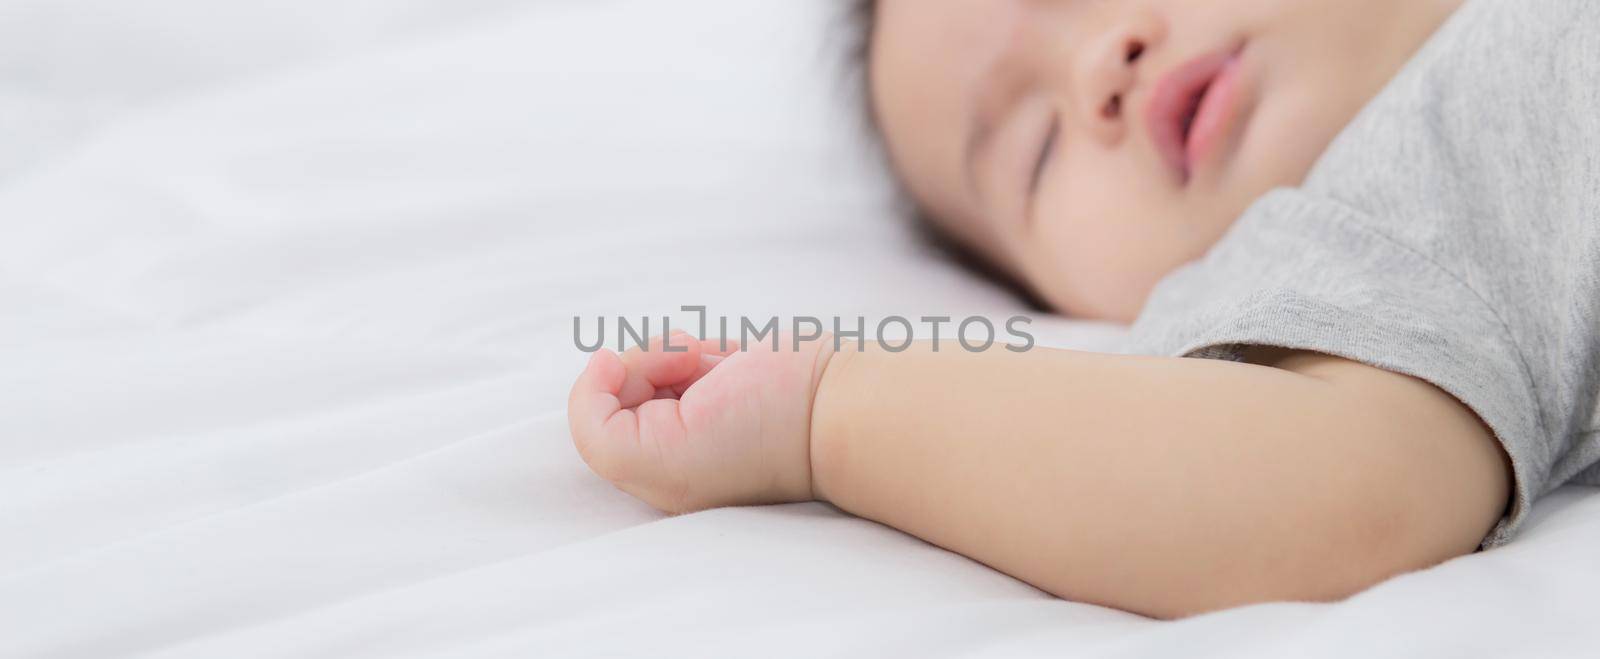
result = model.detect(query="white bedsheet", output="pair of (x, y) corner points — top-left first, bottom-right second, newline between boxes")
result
(2, 1), (1596, 657)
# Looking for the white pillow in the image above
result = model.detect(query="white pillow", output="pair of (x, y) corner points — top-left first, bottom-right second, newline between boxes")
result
(4, 0), (1066, 354)
(0, 0), (545, 179)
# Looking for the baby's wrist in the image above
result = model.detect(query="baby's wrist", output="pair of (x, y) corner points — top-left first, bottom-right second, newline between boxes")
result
(806, 335), (855, 504)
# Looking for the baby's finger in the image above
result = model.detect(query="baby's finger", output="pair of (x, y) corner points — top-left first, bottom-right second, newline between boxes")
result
(617, 331), (704, 408)
(701, 338), (743, 358)
(671, 353), (727, 398)
(635, 398), (692, 511)
(569, 349), (625, 434)
(664, 336), (745, 397)
(568, 350), (646, 482)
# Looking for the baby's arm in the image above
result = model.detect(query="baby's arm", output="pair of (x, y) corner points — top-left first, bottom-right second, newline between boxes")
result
(568, 335), (1510, 619)
(809, 344), (1509, 618)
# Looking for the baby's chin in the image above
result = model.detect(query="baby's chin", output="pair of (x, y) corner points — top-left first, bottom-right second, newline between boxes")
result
(1031, 271), (1162, 324)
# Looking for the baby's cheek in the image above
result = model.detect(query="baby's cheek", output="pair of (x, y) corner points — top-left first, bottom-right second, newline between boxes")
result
(1024, 219), (1157, 320)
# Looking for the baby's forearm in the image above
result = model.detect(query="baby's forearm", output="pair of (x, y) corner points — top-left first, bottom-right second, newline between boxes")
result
(809, 343), (1508, 619)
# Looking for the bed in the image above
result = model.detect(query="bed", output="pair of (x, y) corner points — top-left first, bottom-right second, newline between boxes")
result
(3, 1), (1597, 656)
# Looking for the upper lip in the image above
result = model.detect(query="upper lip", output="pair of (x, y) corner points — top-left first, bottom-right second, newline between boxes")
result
(1145, 48), (1238, 183)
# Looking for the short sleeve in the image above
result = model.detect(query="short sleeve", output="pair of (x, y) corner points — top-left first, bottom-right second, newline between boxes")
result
(1127, 189), (1551, 549)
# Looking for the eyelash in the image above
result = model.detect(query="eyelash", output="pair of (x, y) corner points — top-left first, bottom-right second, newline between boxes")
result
(1028, 114), (1061, 202)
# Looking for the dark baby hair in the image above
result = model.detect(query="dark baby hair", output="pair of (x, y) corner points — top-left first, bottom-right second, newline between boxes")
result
(843, 0), (1050, 311)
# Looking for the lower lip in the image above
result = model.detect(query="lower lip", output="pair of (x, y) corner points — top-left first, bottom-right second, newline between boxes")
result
(1184, 54), (1245, 175)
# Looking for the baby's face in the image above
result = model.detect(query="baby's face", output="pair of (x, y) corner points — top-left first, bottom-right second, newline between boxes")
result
(872, 0), (1457, 321)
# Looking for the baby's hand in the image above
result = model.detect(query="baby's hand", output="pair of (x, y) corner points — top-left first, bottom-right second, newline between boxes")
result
(567, 331), (835, 513)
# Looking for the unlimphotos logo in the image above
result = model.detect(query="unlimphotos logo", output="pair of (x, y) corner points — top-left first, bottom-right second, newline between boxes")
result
(574, 306), (1035, 353)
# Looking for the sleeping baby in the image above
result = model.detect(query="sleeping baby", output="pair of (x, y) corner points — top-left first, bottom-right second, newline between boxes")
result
(567, 0), (1600, 618)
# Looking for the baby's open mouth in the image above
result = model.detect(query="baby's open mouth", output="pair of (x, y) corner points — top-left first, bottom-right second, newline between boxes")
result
(1146, 46), (1245, 184)
(1179, 81), (1209, 144)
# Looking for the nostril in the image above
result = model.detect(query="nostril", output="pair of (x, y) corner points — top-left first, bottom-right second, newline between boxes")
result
(1103, 94), (1122, 120)
(1125, 40), (1145, 64)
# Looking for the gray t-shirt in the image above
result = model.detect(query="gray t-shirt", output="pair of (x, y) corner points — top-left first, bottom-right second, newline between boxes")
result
(1128, 0), (1600, 548)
